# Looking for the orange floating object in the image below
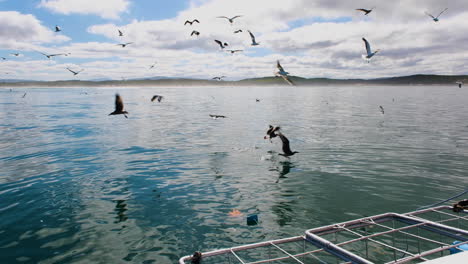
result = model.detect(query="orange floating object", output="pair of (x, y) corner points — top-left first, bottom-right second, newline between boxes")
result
(228, 209), (243, 217)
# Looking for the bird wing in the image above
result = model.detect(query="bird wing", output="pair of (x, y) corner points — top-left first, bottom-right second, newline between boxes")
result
(151, 95), (157, 102)
(191, 30), (198, 36)
(356, 9), (368, 13)
(118, 30), (123, 35)
(77, 69), (84, 74)
(425, 12), (436, 19)
(436, 8), (448, 18)
(214, 40), (223, 48)
(184, 20), (190, 25)
(231, 15), (242, 20)
(217, 16), (229, 20)
(278, 133), (293, 154)
(276, 60), (285, 72)
(125, 42), (133, 45)
(67, 68), (77, 74)
(281, 75), (295, 86)
(362, 38), (372, 55)
(115, 94), (124, 112)
(248, 30), (256, 42)
(193, 19), (200, 23)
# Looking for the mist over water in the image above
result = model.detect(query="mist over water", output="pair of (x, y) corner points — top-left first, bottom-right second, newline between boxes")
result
(0, 86), (467, 263)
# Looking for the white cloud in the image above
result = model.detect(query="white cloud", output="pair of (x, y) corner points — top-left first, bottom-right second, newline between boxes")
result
(39, 0), (130, 19)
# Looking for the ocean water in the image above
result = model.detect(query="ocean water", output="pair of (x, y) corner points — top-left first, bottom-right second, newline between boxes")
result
(0, 85), (467, 263)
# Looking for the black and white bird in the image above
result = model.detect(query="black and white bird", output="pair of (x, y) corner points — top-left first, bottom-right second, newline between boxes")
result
(109, 94), (128, 118)
(55, 25), (61, 32)
(217, 15), (242, 24)
(425, 8), (448, 22)
(209, 114), (227, 119)
(264, 125), (280, 142)
(234, 29), (243, 33)
(356, 8), (374, 15)
(67, 67), (84, 76)
(278, 133), (298, 157)
(362, 38), (380, 63)
(379, 105), (385, 114)
(117, 42), (133, 48)
(184, 19), (200, 25)
(39, 52), (68, 59)
(191, 30), (200, 36)
(226, 49), (243, 54)
(118, 29), (124, 36)
(456, 81), (463, 88)
(275, 60), (295, 86)
(151, 95), (163, 102)
(248, 30), (260, 46)
(10, 53), (20, 57)
(212, 76), (226, 81)
(214, 40), (228, 49)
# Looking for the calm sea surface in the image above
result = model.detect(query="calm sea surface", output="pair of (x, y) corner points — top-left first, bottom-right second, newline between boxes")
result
(0, 86), (467, 263)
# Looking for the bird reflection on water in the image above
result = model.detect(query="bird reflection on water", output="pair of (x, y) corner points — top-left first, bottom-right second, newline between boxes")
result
(275, 161), (294, 183)
(114, 199), (128, 223)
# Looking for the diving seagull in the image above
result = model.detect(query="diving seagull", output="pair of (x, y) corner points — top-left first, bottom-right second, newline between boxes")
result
(275, 60), (295, 86)
(117, 42), (133, 48)
(67, 67), (84, 76)
(248, 30), (260, 46)
(379, 105), (385, 114)
(456, 81), (463, 88)
(278, 133), (298, 157)
(214, 40), (228, 49)
(212, 76), (226, 81)
(184, 19), (200, 25)
(109, 94), (128, 118)
(151, 95), (163, 102)
(264, 125), (280, 142)
(356, 8), (375, 15)
(118, 29), (124, 36)
(217, 16), (242, 24)
(209, 114), (227, 119)
(362, 38), (380, 63)
(226, 49), (243, 54)
(55, 25), (61, 32)
(425, 8), (448, 22)
(191, 30), (200, 36)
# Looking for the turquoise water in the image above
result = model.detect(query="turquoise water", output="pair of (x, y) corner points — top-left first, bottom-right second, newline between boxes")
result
(0, 86), (467, 263)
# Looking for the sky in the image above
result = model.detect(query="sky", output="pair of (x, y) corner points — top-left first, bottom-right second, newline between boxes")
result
(0, 0), (467, 81)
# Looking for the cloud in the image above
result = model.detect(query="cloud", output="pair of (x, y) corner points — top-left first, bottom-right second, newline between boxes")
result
(39, 0), (130, 19)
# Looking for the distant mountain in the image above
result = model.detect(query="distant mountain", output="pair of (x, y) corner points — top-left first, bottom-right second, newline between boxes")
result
(0, 74), (466, 87)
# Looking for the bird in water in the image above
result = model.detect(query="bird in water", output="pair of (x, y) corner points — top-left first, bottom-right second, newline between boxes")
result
(275, 60), (295, 86)
(248, 30), (260, 46)
(67, 67), (84, 76)
(278, 133), (298, 157)
(184, 19), (200, 25)
(425, 8), (448, 22)
(356, 7), (375, 15)
(117, 42), (133, 48)
(118, 29), (124, 36)
(55, 25), (61, 32)
(217, 15), (242, 25)
(191, 251), (202, 264)
(190, 30), (200, 36)
(151, 95), (163, 102)
(456, 81), (463, 88)
(362, 37), (380, 63)
(264, 125), (280, 142)
(379, 105), (385, 114)
(214, 40), (228, 49)
(209, 114), (226, 119)
(109, 94), (128, 118)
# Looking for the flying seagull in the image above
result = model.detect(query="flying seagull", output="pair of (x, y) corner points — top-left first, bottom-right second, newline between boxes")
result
(217, 15), (242, 24)
(275, 60), (295, 86)
(209, 114), (227, 119)
(22, 93), (27, 98)
(191, 30), (200, 36)
(278, 133), (298, 157)
(67, 67), (84, 76)
(151, 95), (163, 102)
(248, 30), (260, 46)
(456, 81), (463, 88)
(212, 76), (226, 81)
(117, 42), (133, 48)
(1, 57), (6, 60)
(214, 40), (228, 49)
(226, 49), (243, 54)
(362, 38), (380, 63)
(356, 8), (374, 15)
(118, 29), (124, 36)
(109, 94), (128, 118)
(264, 125), (280, 142)
(38, 52), (68, 59)
(184, 19), (200, 25)
(149, 62), (157, 69)
(379, 105), (385, 114)
(10, 53), (20, 57)
(55, 25), (61, 32)
(234, 29), (243, 33)
(425, 8), (448, 22)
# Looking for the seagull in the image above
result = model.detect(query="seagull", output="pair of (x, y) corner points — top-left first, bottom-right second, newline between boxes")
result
(184, 19), (200, 25)
(226, 49), (243, 54)
(212, 76), (226, 81)
(256, 98), (260, 102)
(234, 29), (243, 33)
(191, 251), (202, 264)
(356, 8), (374, 15)
(248, 30), (260, 46)
(264, 125), (280, 142)
(425, 8), (448, 22)
(149, 62), (157, 69)
(191, 30), (200, 36)
(22, 93), (27, 98)
(67, 67), (84, 76)
(118, 29), (124, 36)
(151, 95), (163, 102)
(362, 38), (380, 63)
(214, 40), (228, 49)
(117, 42), (133, 48)
(109, 94), (128, 118)
(456, 81), (463, 88)
(10, 53), (20, 57)
(278, 133), (298, 157)
(38, 52), (68, 59)
(217, 15), (242, 24)
(1, 57), (6, 60)
(210, 114), (227, 119)
(275, 60), (295, 86)
(55, 25), (61, 32)
(379, 105), (385, 114)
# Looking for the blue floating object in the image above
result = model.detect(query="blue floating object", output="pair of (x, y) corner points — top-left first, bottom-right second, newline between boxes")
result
(449, 241), (468, 254)
(247, 214), (258, 226)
